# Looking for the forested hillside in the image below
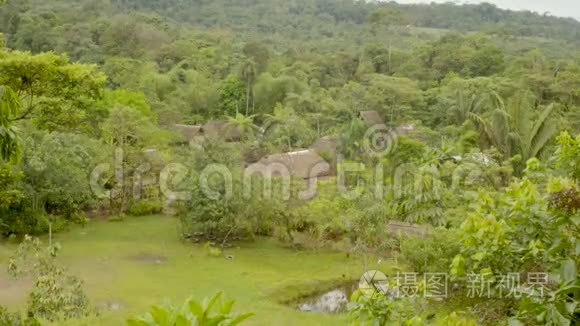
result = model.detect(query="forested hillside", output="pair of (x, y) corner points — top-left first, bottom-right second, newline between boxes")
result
(2, 0), (579, 127)
(0, 0), (578, 325)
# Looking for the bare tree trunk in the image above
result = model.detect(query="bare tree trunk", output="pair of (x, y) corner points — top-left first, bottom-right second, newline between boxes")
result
(245, 77), (251, 116)
(221, 226), (235, 249)
(388, 39), (392, 75)
(252, 88), (255, 114)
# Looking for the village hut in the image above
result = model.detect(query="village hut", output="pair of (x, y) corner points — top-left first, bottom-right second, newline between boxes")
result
(246, 149), (331, 180)
(202, 120), (242, 142)
(173, 124), (204, 145)
(359, 111), (386, 127)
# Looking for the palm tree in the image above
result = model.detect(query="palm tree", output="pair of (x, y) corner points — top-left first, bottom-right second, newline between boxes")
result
(470, 91), (557, 170)
(509, 95), (557, 164)
(449, 87), (487, 125)
(469, 93), (512, 158)
(0, 86), (21, 162)
(241, 58), (257, 116)
(225, 112), (259, 141)
(263, 104), (298, 151)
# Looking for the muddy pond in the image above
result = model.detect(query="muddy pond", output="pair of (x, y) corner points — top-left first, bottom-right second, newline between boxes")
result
(293, 282), (358, 314)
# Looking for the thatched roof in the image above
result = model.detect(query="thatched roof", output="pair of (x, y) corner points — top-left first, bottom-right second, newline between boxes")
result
(142, 148), (161, 162)
(387, 221), (430, 238)
(309, 136), (338, 176)
(202, 120), (242, 141)
(359, 111), (385, 127)
(172, 121), (243, 143)
(174, 124), (204, 144)
(246, 149), (331, 180)
(310, 136), (338, 158)
(394, 123), (416, 136)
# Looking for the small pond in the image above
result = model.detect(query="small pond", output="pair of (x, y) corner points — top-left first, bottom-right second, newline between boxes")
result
(294, 282), (358, 314)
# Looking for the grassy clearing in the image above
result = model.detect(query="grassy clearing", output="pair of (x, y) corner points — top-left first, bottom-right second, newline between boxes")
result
(0, 215), (395, 325)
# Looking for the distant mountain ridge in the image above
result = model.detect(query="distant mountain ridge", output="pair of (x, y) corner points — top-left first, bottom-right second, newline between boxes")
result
(104, 0), (580, 42)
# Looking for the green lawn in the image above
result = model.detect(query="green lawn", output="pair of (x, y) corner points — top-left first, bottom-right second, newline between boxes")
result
(0, 216), (395, 325)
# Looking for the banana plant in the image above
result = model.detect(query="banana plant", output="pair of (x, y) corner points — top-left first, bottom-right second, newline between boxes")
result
(127, 292), (253, 326)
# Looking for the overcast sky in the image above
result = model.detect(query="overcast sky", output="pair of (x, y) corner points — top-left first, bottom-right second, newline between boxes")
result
(394, 0), (580, 20)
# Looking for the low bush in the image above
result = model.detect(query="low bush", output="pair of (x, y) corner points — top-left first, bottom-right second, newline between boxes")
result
(8, 236), (90, 322)
(0, 211), (69, 237)
(399, 228), (461, 274)
(0, 306), (40, 326)
(127, 199), (164, 216)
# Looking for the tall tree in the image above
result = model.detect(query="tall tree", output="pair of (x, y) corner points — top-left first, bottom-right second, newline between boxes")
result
(240, 58), (257, 116)
(102, 106), (161, 213)
(0, 50), (106, 132)
(0, 86), (20, 162)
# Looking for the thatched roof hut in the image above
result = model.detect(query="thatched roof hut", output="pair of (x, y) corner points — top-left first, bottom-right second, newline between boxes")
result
(394, 123), (416, 136)
(173, 121), (244, 144)
(202, 120), (242, 142)
(359, 111), (385, 127)
(247, 149), (331, 180)
(310, 136), (338, 158)
(309, 136), (339, 175)
(387, 221), (430, 238)
(174, 124), (204, 145)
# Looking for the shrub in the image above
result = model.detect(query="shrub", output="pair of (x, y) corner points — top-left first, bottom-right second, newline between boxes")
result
(0, 306), (40, 326)
(0, 210), (38, 236)
(35, 214), (70, 234)
(399, 228), (461, 274)
(181, 172), (296, 244)
(8, 236), (90, 322)
(182, 187), (252, 243)
(436, 312), (477, 326)
(451, 176), (579, 325)
(349, 290), (417, 325)
(127, 199), (164, 216)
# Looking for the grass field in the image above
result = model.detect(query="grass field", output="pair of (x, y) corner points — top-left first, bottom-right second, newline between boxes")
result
(0, 215), (395, 325)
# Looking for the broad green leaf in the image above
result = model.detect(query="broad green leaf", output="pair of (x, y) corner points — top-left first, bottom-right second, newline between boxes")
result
(205, 316), (227, 326)
(472, 252), (485, 261)
(227, 313), (254, 326)
(571, 215), (580, 227)
(564, 301), (577, 314)
(220, 299), (235, 315)
(507, 318), (524, 326)
(450, 254), (465, 276)
(188, 298), (204, 319)
(126, 318), (149, 326)
(560, 259), (577, 285)
(150, 305), (170, 325)
(204, 291), (223, 315)
(174, 314), (189, 326)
